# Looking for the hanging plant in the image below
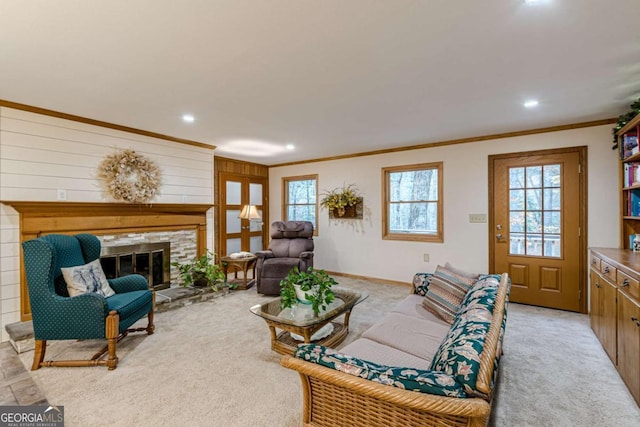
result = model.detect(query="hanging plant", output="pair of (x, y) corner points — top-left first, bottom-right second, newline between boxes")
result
(612, 97), (640, 150)
(319, 184), (360, 217)
(98, 149), (162, 203)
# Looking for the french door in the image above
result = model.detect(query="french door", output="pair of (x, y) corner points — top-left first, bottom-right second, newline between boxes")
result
(219, 173), (267, 256)
(489, 147), (587, 312)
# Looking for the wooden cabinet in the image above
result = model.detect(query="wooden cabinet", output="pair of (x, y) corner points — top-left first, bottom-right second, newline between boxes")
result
(589, 248), (640, 406)
(618, 292), (640, 404)
(589, 257), (618, 364)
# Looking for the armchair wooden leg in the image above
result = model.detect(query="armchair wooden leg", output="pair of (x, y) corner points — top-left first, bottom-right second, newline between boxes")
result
(32, 340), (46, 371)
(106, 310), (119, 370)
(146, 310), (155, 335)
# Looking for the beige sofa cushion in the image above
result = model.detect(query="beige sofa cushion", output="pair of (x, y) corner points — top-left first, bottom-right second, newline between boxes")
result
(361, 312), (450, 361)
(390, 294), (443, 321)
(340, 338), (433, 370)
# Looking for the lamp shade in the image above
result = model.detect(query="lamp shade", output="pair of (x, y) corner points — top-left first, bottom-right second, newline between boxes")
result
(238, 205), (261, 220)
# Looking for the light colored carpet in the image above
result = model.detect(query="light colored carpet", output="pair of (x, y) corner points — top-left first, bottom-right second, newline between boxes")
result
(19, 278), (640, 427)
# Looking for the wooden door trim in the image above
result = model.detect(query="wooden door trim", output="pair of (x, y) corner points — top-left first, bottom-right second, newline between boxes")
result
(488, 146), (588, 313)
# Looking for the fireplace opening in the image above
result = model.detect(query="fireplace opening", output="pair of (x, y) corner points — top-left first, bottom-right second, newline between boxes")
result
(100, 242), (171, 290)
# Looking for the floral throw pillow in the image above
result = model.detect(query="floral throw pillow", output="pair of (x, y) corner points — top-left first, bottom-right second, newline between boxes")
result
(294, 344), (466, 397)
(421, 265), (477, 323)
(61, 259), (115, 298)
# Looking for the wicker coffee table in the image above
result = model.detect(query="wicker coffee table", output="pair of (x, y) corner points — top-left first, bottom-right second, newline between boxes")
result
(250, 288), (368, 355)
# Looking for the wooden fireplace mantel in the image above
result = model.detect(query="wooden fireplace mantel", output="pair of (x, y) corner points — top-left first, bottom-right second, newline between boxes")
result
(1, 200), (214, 320)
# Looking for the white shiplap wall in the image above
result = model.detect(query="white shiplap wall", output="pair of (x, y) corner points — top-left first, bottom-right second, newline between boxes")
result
(0, 107), (215, 341)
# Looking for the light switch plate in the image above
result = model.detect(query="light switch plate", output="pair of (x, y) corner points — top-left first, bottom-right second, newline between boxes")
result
(469, 213), (487, 223)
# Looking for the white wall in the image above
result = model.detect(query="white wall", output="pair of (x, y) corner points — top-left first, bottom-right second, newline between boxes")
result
(269, 125), (619, 283)
(0, 107), (215, 341)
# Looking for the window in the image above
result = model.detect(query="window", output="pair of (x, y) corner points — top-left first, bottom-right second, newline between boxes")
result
(382, 162), (443, 242)
(282, 175), (318, 233)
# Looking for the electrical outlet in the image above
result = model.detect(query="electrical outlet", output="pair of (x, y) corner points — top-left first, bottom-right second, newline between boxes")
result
(56, 189), (67, 201)
(469, 213), (487, 223)
(423, 253), (430, 262)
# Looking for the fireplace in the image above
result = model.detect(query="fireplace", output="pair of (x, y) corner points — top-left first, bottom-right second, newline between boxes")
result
(100, 242), (171, 290)
(3, 201), (212, 320)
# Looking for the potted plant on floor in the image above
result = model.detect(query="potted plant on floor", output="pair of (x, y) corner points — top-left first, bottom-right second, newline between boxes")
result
(172, 251), (226, 291)
(280, 267), (337, 316)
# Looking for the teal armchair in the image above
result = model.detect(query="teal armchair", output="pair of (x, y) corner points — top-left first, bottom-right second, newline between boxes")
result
(22, 233), (155, 370)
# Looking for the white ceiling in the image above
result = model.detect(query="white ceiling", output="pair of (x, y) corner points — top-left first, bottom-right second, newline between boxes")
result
(1, 0), (639, 165)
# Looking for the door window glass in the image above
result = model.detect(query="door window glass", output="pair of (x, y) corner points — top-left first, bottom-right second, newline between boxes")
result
(509, 164), (561, 257)
(249, 183), (263, 206)
(226, 181), (241, 205)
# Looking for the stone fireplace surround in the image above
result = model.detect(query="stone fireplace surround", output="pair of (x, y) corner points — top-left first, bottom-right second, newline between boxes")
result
(1, 201), (212, 321)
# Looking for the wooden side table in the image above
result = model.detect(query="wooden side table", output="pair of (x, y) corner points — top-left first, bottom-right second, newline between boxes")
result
(220, 255), (257, 290)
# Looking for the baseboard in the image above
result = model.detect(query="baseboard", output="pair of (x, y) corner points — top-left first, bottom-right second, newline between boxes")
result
(324, 271), (410, 287)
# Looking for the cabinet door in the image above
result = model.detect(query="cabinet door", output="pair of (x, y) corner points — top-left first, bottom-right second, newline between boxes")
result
(617, 292), (640, 405)
(589, 269), (602, 339)
(600, 276), (618, 365)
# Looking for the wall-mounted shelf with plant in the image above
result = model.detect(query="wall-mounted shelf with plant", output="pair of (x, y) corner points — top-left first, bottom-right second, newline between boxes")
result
(319, 184), (363, 219)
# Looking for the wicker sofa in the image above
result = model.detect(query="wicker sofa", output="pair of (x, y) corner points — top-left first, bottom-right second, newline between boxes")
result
(281, 271), (510, 427)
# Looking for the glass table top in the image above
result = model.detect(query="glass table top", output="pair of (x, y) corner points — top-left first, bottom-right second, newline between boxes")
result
(250, 287), (368, 328)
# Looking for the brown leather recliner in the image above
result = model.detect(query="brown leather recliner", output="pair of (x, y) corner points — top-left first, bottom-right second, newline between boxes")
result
(255, 221), (314, 295)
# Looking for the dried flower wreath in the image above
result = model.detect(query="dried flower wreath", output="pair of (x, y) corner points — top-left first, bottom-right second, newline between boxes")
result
(98, 149), (161, 203)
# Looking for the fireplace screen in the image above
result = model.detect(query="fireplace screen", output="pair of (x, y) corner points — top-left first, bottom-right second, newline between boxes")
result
(100, 242), (171, 290)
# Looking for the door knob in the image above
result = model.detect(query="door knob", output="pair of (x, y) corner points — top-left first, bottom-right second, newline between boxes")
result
(496, 233), (503, 240)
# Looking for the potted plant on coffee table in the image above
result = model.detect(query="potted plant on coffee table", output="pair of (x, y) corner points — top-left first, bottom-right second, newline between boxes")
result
(280, 267), (337, 316)
(172, 251), (227, 291)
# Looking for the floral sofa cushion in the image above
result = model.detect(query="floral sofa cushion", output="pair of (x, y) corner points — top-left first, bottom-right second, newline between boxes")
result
(429, 274), (502, 398)
(294, 344), (466, 398)
(412, 272), (433, 296)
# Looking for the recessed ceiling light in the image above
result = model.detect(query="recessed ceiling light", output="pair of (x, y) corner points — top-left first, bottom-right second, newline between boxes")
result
(285, 144), (295, 150)
(182, 114), (195, 123)
(523, 100), (539, 108)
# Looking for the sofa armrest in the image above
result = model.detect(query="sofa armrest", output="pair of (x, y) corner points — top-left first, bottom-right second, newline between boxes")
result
(281, 353), (491, 426)
(412, 273), (433, 296)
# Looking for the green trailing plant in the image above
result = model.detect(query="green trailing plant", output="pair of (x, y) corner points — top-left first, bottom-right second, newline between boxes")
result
(612, 97), (640, 150)
(172, 251), (227, 291)
(319, 184), (360, 216)
(280, 267), (337, 316)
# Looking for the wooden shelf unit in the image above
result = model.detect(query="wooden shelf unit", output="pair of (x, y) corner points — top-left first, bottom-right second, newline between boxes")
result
(619, 114), (640, 249)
